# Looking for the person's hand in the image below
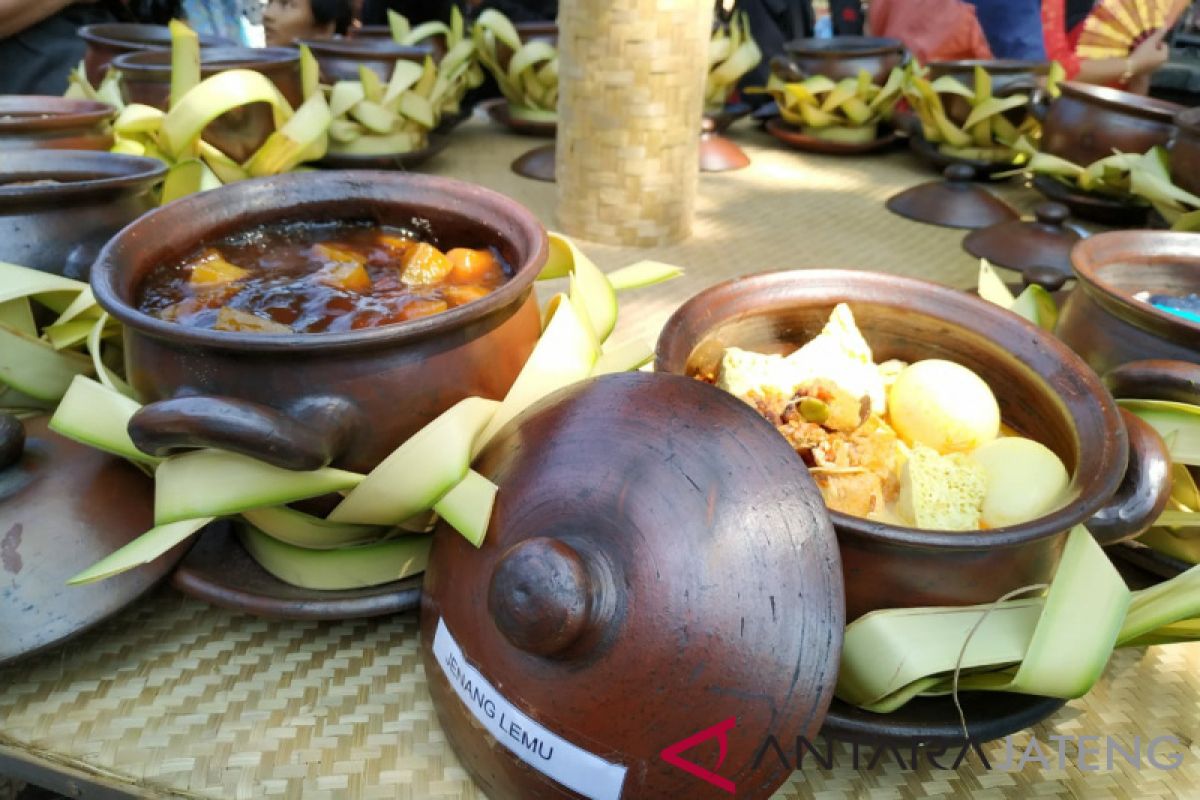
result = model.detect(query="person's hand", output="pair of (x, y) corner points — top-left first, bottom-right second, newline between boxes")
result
(1130, 28), (1170, 75)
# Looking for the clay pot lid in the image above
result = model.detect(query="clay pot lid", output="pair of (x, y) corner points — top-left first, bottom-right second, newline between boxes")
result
(0, 413), (183, 665)
(886, 164), (1020, 229)
(963, 202), (1083, 281)
(420, 372), (844, 800)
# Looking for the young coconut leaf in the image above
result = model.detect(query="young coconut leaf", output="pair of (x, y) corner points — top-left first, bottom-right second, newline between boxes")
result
(169, 19), (201, 109)
(238, 523), (430, 590)
(592, 338), (655, 376)
(836, 527), (1130, 712)
(473, 294), (598, 455)
(328, 397), (500, 526)
(50, 375), (153, 463)
(68, 517), (214, 585)
(1118, 399), (1200, 466)
(547, 233), (618, 342)
(161, 69), (292, 159)
(154, 449), (363, 525)
(0, 324), (94, 401)
(605, 260), (684, 291)
(240, 506), (386, 549)
(86, 314), (135, 398)
(433, 469), (498, 547)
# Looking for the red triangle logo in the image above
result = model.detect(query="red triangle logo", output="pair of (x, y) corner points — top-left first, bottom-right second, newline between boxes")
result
(660, 717), (737, 794)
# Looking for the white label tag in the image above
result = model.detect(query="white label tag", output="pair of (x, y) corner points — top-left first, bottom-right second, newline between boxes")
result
(433, 618), (628, 800)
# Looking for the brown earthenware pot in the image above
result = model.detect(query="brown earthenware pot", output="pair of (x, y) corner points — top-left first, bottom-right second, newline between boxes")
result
(927, 59), (1049, 127)
(90, 172), (547, 474)
(300, 36), (442, 83)
(349, 24), (449, 53)
(0, 150), (165, 278)
(656, 270), (1167, 621)
(773, 36), (906, 83)
(0, 96), (115, 152)
(1041, 82), (1182, 167)
(1056, 231), (1200, 376)
(113, 47), (303, 164)
(1170, 106), (1200, 197)
(115, 47), (303, 108)
(79, 23), (234, 85)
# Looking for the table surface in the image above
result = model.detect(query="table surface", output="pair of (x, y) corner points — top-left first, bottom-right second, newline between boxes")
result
(3, 114), (1199, 800)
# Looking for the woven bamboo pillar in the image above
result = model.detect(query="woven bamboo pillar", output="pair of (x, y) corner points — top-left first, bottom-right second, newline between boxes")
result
(556, 0), (713, 247)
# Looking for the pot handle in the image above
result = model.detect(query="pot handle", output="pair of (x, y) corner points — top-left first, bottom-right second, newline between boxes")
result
(1104, 359), (1200, 405)
(1084, 408), (1173, 546)
(128, 395), (357, 471)
(769, 55), (805, 82)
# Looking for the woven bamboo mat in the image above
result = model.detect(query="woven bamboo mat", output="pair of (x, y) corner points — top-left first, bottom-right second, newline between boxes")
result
(4, 115), (1193, 799)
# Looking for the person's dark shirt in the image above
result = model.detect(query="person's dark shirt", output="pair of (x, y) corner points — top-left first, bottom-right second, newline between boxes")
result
(361, 0), (456, 25)
(1065, 0), (1095, 31)
(736, 0), (815, 97)
(0, 3), (117, 95)
(468, 0), (557, 23)
(963, 0), (1047, 60)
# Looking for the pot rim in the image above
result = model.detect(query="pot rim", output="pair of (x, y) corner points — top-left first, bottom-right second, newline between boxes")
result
(1057, 81), (1183, 123)
(1071, 230), (1200, 339)
(1176, 105), (1200, 133)
(513, 21), (558, 38)
(0, 151), (166, 205)
(297, 36), (435, 58)
(784, 36), (905, 58)
(928, 58), (1051, 74)
(78, 22), (231, 50)
(0, 96), (115, 132)
(113, 46), (300, 77)
(654, 268), (1128, 551)
(90, 171), (549, 353)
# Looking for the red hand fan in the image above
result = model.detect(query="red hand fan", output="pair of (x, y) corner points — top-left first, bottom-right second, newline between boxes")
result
(1076, 0), (1192, 58)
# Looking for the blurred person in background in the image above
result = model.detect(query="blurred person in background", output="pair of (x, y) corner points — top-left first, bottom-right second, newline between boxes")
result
(0, 0), (179, 94)
(181, 0), (259, 45)
(462, 0), (556, 22)
(263, 0), (352, 45)
(867, 0), (993, 63)
(1043, 0), (1171, 93)
(737, 0), (816, 94)
(963, 0), (1047, 60)
(360, 0), (454, 25)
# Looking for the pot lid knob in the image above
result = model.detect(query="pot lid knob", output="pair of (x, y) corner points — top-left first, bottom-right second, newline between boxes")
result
(0, 413), (24, 472)
(489, 536), (604, 657)
(1034, 202), (1070, 227)
(944, 163), (977, 183)
(1023, 265), (1070, 292)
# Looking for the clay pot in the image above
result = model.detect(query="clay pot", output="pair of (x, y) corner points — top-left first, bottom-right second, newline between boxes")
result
(656, 269), (1169, 621)
(927, 59), (1049, 127)
(90, 171), (547, 475)
(113, 47), (303, 164)
(0, 151), (165, 278)
(0, 96), (115, 152)
(300, 37), (442, 83)
(1041, 82), (1182, 167)
(773, 36), (906, 83)
(1057, 231), (1200, 376)
(1170, 106), (1200, 197)
(79, 23), (234, 86)
(421, 372), (844, 800)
